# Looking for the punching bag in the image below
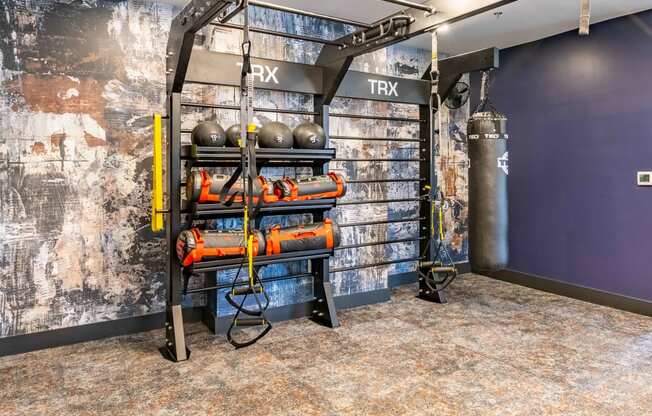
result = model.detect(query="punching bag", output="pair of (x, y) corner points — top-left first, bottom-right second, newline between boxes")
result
(467, 109), (509, 272)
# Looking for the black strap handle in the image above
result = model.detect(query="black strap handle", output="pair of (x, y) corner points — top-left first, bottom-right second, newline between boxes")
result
(226, 319), (272, 349)
(225, 289), (269, 316)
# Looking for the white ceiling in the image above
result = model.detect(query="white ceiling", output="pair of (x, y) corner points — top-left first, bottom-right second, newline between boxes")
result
(164, 0), (652, 54)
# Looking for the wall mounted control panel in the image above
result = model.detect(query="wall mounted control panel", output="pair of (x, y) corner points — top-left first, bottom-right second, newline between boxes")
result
(638, 171), (652, 186)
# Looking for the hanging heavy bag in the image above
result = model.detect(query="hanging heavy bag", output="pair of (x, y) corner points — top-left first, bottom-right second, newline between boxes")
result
(467, 98), (509, 272)
(265, 219), (341, 255)
(257, 121), (293, 148)
(292, 122), (326, 149)
(186, 170), (277, 204)
(274, 173), (346, 201)
(191, 120), (226, 147)
(176, 228), (266, 266)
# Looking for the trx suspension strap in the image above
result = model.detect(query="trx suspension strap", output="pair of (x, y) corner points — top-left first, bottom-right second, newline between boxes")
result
(226, 0), (272, 348)
(419, 29), (458, 292)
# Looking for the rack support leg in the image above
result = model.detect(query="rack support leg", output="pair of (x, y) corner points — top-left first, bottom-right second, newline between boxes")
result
(161, 304), (191, 362)
(417, 277), (447, 303)
(312, 278), (339, 327)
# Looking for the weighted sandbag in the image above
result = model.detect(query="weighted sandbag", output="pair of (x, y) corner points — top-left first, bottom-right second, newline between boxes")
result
(186, 170), (277, 204)
(265, 219), (340, 255)
(293, 122), (326, 149)
(257, 121), (293, 148)
(176, 228), (266, 266)
(467, 110), (509, 272)
(274, 173), (346, 201)
(191, 121), (226, 147)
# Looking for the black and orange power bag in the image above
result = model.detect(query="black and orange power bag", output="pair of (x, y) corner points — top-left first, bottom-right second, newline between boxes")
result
(274, 172), (346, 202)
(176, 228), (266, 266)
(186, 170), (278, 204)
(265, 219), (341, 256)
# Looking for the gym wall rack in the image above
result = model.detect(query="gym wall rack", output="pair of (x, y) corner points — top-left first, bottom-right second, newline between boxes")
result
(155, 0), (513, 362)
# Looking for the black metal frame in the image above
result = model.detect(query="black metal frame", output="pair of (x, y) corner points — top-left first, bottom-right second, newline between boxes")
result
(161, 0), (510, 361)
(163, 94), (339, 361)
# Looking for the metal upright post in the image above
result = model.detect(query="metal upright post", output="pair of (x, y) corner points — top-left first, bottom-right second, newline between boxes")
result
(311, 96), (339, 327)
(418, 103), (446, 303)
(162, 92), (190, 361)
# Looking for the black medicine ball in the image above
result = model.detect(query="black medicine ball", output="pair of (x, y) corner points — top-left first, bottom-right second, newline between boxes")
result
(257, 122), (293, 148)
(225, 124), (242, 147)
(191, 121), (226, 147)
(225, 124), (259, 147)
(293, 122), (326, 149)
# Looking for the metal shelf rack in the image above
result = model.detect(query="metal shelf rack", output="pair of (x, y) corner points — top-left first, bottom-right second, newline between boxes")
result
(160, 0), (508, 362)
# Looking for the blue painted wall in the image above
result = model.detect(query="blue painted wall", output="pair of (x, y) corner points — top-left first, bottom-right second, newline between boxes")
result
(489, 10), (652, 300)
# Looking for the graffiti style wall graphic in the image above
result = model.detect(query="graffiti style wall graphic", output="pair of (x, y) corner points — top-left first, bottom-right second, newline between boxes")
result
(0, 0), (469, 336)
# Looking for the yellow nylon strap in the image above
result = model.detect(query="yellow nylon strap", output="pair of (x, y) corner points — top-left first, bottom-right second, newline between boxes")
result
(430, 200), (435, 239)
(151, 114), (164, 232)
(438, 204), (445, 241)
(245, 123), (258, 286)
(247, 235), (254, 287)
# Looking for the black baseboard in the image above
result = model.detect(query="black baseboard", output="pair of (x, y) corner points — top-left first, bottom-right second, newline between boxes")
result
(0, 307), (204, 358)
(457, 262), (472, 274)
(209, 288), (391, 334)
(3, 265), (478, 358)
(486, 269), (652, 317)
(388, 271), (418, 288)
(1, 287), (393, 357)
(388, 262), (471, 288)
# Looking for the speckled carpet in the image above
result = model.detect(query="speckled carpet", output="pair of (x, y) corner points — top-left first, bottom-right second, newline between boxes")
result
(1, 274), (651, 415)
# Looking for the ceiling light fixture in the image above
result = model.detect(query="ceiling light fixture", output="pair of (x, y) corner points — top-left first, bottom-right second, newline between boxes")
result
(437, 24), (450, 34)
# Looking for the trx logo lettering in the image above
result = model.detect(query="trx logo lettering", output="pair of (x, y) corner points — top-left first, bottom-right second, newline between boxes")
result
(236, 63), (279, 84)
(497, 151), (509, 175)
(368, 79), (398, 97)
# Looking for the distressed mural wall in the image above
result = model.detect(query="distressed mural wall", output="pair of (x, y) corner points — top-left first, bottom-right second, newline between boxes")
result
(0, 0), (470, 337)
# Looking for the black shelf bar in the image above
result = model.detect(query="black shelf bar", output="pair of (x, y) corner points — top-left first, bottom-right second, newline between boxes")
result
(181, 145), (336, 162)
(339, 217), (424, 228)
(346, 178), (423, 183)
(333, 158), (423, 162)
(329, 113), (424, 123)
(211, 23), (346, 47)
(339, 197), (420, 206)
(330, 256), (423, 273)
(189, 248), (333, 274)
(186, 199), (336, 218)
(330, 136), (422, 143)
(180, 101), (319, 116)
(336, 236), (425, 251)
(186, 272), (313, 294)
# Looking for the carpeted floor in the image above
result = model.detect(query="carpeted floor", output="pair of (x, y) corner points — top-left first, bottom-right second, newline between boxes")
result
(1, 274), (651, 415)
